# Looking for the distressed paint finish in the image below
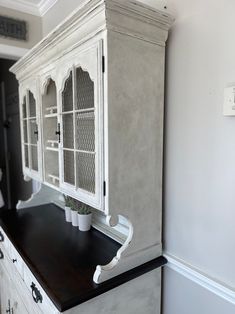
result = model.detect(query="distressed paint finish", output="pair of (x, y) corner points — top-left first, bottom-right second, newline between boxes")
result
(10, 0), (173, 305)
(65, 269), (161, 314)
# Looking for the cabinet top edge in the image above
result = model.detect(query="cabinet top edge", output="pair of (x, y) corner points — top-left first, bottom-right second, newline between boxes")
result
(10, 0), (174, 76)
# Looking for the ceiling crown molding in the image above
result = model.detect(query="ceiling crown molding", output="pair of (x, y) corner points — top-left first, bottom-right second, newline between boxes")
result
(0, 0), (58, 17)
(38, 0), (58, 16)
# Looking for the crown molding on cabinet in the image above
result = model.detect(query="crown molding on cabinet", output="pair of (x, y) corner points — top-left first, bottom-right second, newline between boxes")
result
(0, 0), (58, 16)
(38, 0), (58, 16)
(10, 0), (174, 79)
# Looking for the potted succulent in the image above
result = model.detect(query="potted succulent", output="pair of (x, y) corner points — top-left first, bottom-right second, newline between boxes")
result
(77, 203), (92, 232)
(70, 199), (79, 227)
(64, 195), (72, 223)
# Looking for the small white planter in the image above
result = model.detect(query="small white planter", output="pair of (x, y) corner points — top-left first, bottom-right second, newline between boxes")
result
(78, 213), (92, 232)
(71, 210), (79, 227)
(64, 206), (72, 223)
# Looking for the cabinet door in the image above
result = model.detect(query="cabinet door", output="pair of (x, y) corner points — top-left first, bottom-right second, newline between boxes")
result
(20, 89), (41, 181)
(59, 41), (104, 210)
(41, 77), (60, 189)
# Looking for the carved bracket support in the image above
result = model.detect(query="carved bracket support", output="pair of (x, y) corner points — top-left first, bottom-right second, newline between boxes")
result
(93, 214), (133, 284)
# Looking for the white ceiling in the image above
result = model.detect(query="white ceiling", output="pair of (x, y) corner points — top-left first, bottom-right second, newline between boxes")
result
(0, 0), (58, 16)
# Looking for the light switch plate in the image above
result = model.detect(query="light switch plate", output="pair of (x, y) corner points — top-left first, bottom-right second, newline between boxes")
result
(223, 84), (235, 116)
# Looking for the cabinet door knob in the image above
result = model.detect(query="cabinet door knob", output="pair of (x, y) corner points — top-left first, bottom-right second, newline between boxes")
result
(55, 123), (60, 143)
(34, 129), (39, 141)
(30, 282), (43, 303)
(0, 231), (4, 242)
(12, 259), (17, 263)
(0, 249), (4, 259)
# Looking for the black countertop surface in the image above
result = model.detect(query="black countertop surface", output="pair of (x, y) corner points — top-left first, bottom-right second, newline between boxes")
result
(0, 204), (166, 312)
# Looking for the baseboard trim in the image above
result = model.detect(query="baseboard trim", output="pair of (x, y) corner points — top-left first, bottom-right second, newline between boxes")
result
(164, 253), (235, 305)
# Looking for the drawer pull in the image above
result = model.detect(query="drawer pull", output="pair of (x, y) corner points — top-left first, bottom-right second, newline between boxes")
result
(0, 231), (4, 242)
(12, 259), (17, 263)
(30, 282), (43, 303)
(0, 249), (4, 259)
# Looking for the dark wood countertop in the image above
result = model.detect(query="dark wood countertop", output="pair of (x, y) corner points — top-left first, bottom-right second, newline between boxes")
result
(0, 204), (166, 312)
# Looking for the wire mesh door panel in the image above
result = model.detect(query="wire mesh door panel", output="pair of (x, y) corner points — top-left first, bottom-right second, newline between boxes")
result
(62, 71), (75, 186)
(61, 67), (96, 194)
(60, 41), (103, 210)
(75, 67), (96, 195)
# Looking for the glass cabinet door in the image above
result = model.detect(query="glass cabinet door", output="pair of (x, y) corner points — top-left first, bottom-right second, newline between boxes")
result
(60, 43), (103, 210)
(21, 90), (40, 179)
(42, 79), (60, 188)
(28, 91), (38, 172)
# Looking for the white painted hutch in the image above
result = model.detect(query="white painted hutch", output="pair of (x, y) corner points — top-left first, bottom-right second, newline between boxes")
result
(0, 0), (174, 313)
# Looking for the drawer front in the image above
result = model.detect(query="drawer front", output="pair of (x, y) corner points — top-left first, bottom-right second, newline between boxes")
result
(0, 243), (14, 277)
(0, 226), (58, 313)
(0, 226), (24, 279)
(9, 242), (24, 278)
(0, 256), (43, 314)
(0, 226), (10, 253)
(24, 264), (58, 314)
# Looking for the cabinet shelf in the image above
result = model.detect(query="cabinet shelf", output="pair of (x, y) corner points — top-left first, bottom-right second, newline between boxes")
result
(44, 113), (58, 118)
(47, 139), (58, 145)
(48, 174), (60, 185)
(22, 117), (36, 121)
(45, 106), (57, 114)
(46, 147), (59, 152)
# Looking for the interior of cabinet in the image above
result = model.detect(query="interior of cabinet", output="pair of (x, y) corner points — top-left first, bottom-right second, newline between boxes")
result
(22, 91), (38, 172)
(61, 67), (96, 194)
(42, 79), (59, 187)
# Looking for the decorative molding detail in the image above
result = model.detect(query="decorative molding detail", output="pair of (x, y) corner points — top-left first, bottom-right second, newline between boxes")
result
(0, 0), (58, 17)
(0, 44), (28, 60)
(10, 0), (174, 79)
(164, 253), (235, 305)
(92, 210), (129, 245)
(38, 0), (58, 16)
(93, 214), (134, 284)
(17, 183), (62, 209)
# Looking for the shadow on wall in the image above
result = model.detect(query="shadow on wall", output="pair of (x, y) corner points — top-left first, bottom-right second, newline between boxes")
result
(0, 58), (32, 210)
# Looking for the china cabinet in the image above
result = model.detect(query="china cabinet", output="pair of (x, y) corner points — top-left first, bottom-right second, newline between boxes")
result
(6, 0), (174, 313)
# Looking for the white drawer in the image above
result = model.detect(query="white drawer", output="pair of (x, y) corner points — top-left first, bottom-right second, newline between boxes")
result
(0, 254), (42, 314)
(0, 243), (12, 277)
(0, 226), (10, 253)
(9, 243), (24, 279)
(24, 263), (58, 314)
(0, 226), (24, 279)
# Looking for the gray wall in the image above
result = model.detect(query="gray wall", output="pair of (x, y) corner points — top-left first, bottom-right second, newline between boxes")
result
(0, 59), (32, 209)
(41, 0), (235, 312)
(163, 267), (235, 314)
(163, 0), (235, 312)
